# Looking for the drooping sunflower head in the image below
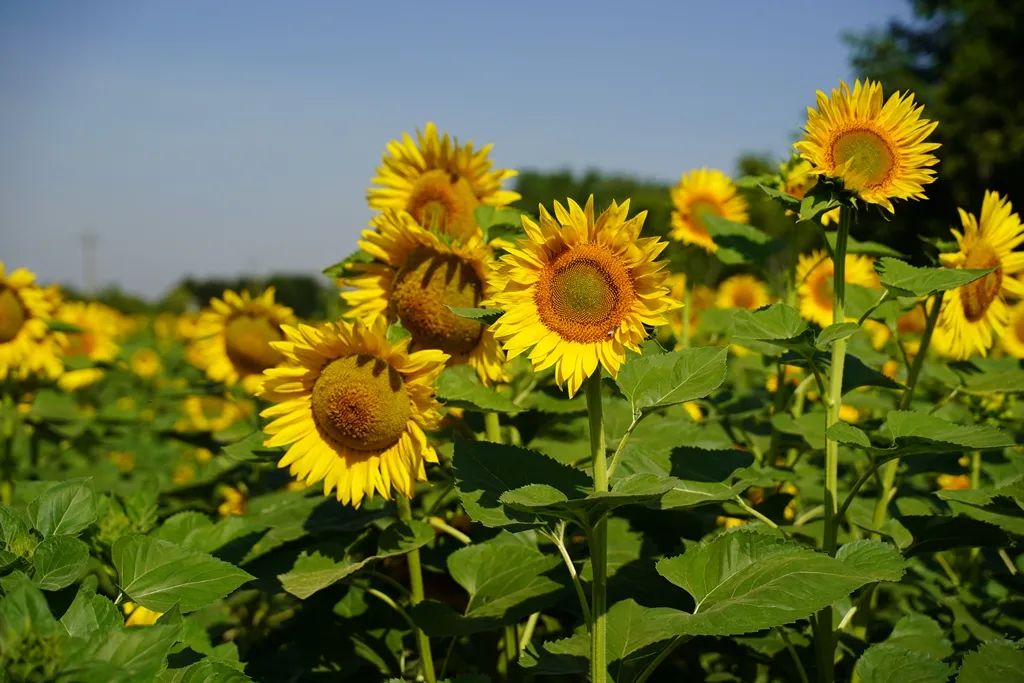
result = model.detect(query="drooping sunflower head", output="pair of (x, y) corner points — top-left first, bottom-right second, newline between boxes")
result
(795, 79), (940, 212)
(490, 196), (678, 396)
(669, 168), (749, 253)
(192, 288), (296, 393)
(0, 262), (62, 381)
(795, 249), (880, 328)
(56, 301), (122, 363)
(259, 317), (448, 507)
(341, 209), (506, 384)
(715, 274), (772, 311)
(933, 191), (1024, 359)
(368, 122), (521, 240)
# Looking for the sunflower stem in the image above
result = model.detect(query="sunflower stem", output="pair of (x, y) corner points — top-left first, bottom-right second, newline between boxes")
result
(584, 371), (608, 683)
(872, 292), (943, 533)
(816, 208), (852, 683)
(484, 411), (502, 444)
(396, 496), (436, 683)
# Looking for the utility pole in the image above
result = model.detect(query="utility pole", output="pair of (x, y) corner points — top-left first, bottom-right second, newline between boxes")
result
(81, 231), (97, 294)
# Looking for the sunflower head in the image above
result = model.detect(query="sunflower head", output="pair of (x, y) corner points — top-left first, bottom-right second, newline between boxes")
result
(56, 301), (122, 363)
(934, 191), (1024, 358)
(259, 318), (448, 507)
(368, 123), (521, 240)
(715, 275), (772, 311)
(796, 249), (880, 328)
(341, 210), (507, 384)
(795, 79), (940, 212)
(192, 288), (296, 393)
(490, 196), (678, 396)
(0, 262), (63, 381)
(669, 168), (749, 253)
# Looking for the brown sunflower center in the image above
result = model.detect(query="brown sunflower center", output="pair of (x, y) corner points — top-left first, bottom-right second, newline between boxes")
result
(535, 244), (635, 343)
(407, 170), (480, 238)
(0, 287), (27, 343)
(959, 246), (1002, 323)
(224, 314), (284, 375)
(199, 396), (227, 421)
(732, 288), (755, 310)
(311, 354), (410, 451)
(1014, 312), (1024, 343)
(831, 129), (894, 188)
(390, 246), (484, 355)
(810, 265), (835, 309)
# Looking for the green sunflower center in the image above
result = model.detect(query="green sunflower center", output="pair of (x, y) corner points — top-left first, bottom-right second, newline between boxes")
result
(0, 287), (27, 344)
(960, 246), (1002, 323)
(311, 354), (410, 451)
(407, 170), (480, 238)
(391, 247), (484, 356)
(536, 244), (636, 343)
(224, 314), (284, 375)
(831, 129), (894, 188)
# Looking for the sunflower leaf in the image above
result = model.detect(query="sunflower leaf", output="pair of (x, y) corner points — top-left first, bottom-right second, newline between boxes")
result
(448, 306), (504, 325)
(958, 640), (1024, 682)
(322, 249), (374, 279)
(701, 214), (784, 265)
(436, 365), (521, 414)
(874, 257), (993, 298)
(852, 644), (951, 683)
(615, 346), (728, 418)
(826, 410), (1014, 461)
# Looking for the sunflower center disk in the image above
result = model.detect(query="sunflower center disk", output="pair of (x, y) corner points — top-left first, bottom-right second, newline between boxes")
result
(224, 314), (285, 375)
(407, 170), (480, 238)
(538, 246), (635, 343)
(960, 247), (1003, 322)
(391, 247), (484, 356)
(0, 287), (27, 343)
(831, 129), (894, 188)
(311, 354), (410, 451)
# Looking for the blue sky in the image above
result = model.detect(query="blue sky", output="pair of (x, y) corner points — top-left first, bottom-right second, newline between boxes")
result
(0, 0), (912, 298)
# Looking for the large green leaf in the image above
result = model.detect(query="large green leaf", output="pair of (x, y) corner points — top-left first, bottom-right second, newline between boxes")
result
(32, 536), (90, 590)
(853, 644), (950, 683)
(60, 578), (121, 640)
(827, 411), (1014, 460)
(278, 519), (433, 599)
(875, 257), (992, 298)
(499, 473), (678, 525)
(70, 623), (184, 683)
(411, 533), (567, 636)
(655, 533), (905, 636)
(158, 659), (254, 683)
(615, 347), (728, 417)
(702, 214), (783, 265)
(436, 365), (521, 414)
(453, 440), (591, 528)
(112, 535), (254, 612)
(521, 598), (685, 681)
(936, 476), (1024, 536)
(883, 614), (953, 661)
(28, 479), (97, 538)
(731, 304), (812, 348)
(958, 640), (1024, 682)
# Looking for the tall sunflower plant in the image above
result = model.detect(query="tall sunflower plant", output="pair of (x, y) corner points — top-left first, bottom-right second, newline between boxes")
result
(2, 109), (1023, 683)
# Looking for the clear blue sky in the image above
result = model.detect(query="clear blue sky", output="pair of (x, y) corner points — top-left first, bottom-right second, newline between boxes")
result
(0, 0), (911, 298)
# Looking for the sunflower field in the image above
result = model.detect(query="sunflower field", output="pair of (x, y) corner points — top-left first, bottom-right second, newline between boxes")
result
(2, 79), (1024, 683)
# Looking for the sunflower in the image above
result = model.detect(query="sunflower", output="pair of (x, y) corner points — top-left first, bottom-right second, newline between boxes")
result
(56, 301), (122, 362)
(177, 394), (252, 433)
(130, 347), (163, 379)
(192, 288), (296, 393)
(796, 249), (880, 327)
(669, 168), (749, 253)
(341, 209), (506, 383)
(1001, 301), (1024, 358)
(0, 262), (62, 381)
(490, 197), (677, 397)
(933, 191), (1024, 359)
(259, 318), (448, 507)
(779, 156), (841, 225)
(368, 122), (520, 240)
(795, 79), (939, 212)
(715, 274), (772, 310)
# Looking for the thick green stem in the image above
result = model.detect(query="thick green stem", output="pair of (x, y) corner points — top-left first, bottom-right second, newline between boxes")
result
(484, 411), (502, 443)
(816, 210), (852, 683)
(872, 293), (943, 532)
(397, 496), (436, 683)
(584, 372), (608, 683)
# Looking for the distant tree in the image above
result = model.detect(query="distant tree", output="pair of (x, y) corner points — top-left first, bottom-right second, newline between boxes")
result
(847, 0), (1024, 251)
